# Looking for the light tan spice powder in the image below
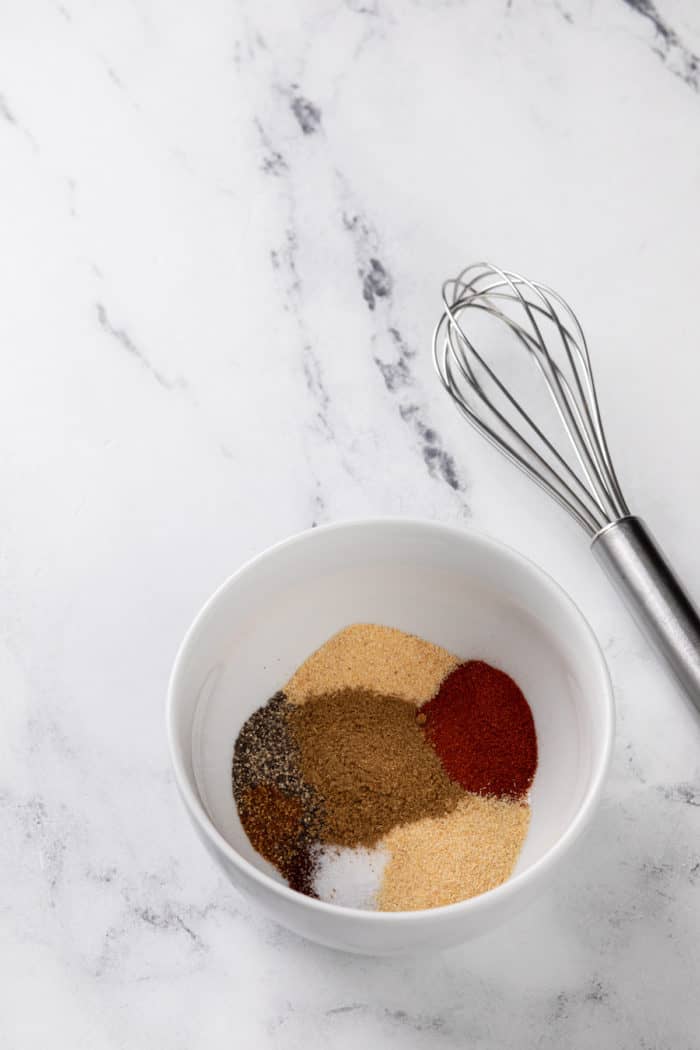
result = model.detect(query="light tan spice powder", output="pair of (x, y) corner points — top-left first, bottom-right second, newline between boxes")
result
(377, 794), (530, 911)
(285, 624), (459, 706)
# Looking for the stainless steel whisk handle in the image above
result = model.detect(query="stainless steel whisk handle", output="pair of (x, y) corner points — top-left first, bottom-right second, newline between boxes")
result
(593, 516), (700, 711)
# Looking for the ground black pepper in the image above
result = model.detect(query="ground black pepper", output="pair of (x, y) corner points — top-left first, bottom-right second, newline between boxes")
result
(232, 693), (322, 894)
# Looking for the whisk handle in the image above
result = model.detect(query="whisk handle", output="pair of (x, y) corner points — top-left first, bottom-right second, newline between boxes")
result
(592, 516), (700, 712)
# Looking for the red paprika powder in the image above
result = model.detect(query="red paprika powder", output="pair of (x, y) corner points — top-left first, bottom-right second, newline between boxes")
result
(419, 661), (537, 799)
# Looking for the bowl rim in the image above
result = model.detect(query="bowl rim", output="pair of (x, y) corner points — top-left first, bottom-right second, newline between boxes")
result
(166, 517), (614, 924)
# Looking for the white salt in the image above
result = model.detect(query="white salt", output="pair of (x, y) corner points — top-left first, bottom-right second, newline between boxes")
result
(313, 844), (389, 910)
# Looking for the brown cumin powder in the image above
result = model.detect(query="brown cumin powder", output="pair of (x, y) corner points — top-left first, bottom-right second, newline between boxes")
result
(289, 687), (462, 848)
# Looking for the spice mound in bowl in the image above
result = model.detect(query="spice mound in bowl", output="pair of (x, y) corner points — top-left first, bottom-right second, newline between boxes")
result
(232, 624), (538, 911)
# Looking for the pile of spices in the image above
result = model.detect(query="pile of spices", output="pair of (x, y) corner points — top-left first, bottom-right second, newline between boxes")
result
(231, 624), (538, 911)
(232, 692), (321, 894)
(284, 623), (458, 705)
(418, 661), (537, 799)
(313, 845), (389, 910)
(289, 688), (462, 847)
(236, 785), (317, 895)
(378, 794), (530, 911)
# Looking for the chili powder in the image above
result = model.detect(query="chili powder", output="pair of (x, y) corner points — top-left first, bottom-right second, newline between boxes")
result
(419, 661), (537, 799)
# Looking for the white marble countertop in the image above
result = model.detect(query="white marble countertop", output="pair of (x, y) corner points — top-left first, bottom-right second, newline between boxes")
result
(2, 1), (700, 1046)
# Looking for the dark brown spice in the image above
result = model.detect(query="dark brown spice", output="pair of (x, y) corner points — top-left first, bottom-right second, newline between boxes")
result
(232, 693), (322, 894)
(236, 784), (317, 895)
(289, 688), (463, 848)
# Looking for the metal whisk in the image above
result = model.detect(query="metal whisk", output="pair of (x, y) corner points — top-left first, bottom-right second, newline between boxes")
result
(433, 262), (700, 711)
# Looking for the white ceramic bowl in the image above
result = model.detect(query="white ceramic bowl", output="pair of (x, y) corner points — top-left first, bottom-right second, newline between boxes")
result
(167, 519), (613, 955)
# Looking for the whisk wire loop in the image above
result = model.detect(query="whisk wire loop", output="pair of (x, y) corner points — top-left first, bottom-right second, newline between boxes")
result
(433, 263), (630, 537)
(442, 301), (603, 533)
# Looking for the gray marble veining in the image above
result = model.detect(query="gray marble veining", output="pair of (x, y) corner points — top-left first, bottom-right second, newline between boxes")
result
(1, 1), (699, 1046)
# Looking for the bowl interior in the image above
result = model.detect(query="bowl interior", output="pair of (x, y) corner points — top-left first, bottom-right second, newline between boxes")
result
(170, 521), (610, 903)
